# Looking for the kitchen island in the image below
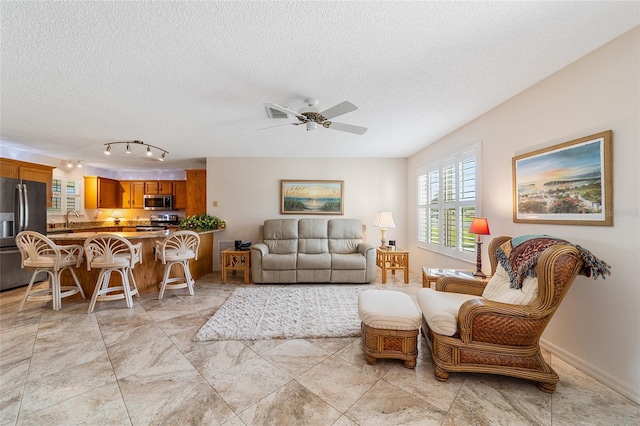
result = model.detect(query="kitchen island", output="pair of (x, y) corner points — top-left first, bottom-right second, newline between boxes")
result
(48, 229), (221, 297)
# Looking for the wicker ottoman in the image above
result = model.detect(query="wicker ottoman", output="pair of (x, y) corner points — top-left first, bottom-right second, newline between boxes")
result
(358, 290), (422, 368)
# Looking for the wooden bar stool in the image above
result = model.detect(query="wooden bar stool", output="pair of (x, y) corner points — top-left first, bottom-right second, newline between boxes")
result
(15, 231), (86, 311)
(83, 234), (142, 313)
(154, 231), (200, 299)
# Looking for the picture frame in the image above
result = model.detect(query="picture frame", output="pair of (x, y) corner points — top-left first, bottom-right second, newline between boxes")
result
(512, 130), (612, 226)
(280, 180), (344, 215)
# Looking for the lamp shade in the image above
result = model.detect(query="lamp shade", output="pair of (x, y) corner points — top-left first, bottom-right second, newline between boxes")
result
(111, 210), (123, 219)
(373, 211), (396, 229)
(469, 217), (490, 235)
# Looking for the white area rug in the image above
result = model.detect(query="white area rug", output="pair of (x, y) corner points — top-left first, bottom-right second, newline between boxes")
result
(195, 285), (374, 341)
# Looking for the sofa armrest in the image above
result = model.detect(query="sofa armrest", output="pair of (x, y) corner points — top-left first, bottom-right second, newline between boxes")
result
(357, 243), (375, 256)
(358, 243), (376, 282)
(250, 243), (269, 257)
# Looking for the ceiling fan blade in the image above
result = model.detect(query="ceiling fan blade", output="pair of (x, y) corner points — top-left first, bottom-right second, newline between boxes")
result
(319, 101), (358, 119)
(258, 123), (299, 130)
(327, 121), (368, 135)
(264, 103), (306, 119)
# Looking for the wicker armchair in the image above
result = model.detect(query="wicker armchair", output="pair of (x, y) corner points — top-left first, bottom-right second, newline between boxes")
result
(417, 236), (586, 392)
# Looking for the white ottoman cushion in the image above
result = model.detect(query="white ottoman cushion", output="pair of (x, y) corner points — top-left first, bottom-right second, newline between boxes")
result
(416, 288), (480, 336)
(358, 290), (421, 331)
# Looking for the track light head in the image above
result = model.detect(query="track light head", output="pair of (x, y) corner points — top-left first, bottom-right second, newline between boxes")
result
(159, 152), (166, 161)
(105, 145), (111, 155)
(125, 143), (132, 154)
(146, 146), (153, 156)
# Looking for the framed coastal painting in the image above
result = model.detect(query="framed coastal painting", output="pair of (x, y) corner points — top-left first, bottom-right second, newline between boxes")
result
(512, 130), (612, 226)
(280, 180), (344, 215)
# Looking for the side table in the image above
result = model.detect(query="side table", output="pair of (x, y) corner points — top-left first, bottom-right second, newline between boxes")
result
(422, 267), (489, 288)
(221, 248), (251, 284)
(376, 247), (409, 284)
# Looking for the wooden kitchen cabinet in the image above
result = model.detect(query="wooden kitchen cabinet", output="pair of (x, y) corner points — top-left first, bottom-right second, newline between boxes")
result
(0, 157), (54, 207)
(173, 180), (187, 210)
(185, 169), (206, 217)
(120, 181), (145, 209)
(84, 176), (120, 209)
(144, 181), (173, 195)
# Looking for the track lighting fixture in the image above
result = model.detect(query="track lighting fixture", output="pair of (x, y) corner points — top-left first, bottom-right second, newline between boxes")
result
(62, 160), (83, 169)
(102, 140), (169, 161)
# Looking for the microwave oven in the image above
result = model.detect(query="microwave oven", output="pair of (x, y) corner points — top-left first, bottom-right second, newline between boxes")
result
(143, 194), (173, 211)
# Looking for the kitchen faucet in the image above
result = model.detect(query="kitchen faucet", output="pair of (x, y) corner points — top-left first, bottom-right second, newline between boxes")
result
(65, 209), (80, 227)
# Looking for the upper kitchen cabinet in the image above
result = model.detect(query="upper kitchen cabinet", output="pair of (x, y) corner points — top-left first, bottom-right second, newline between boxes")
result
(84, 176), (119, 209)
(144, 181), (173, 195)
(0, 157), (54, 207)
(173, 180), (187, 210)
(120, 180), (145, 209)
(185, 169), (206, 216)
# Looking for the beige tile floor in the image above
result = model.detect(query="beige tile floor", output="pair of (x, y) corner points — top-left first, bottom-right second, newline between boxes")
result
(1, 270), (638, 425)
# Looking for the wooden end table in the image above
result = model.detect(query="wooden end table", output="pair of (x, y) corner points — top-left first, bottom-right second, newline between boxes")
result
(376, 247), (409, 284)
(221, 248), (251, 284)
(422, 267), (489, 288)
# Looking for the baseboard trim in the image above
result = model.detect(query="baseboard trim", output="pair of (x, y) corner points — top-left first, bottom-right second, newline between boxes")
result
(540, 338), (640, 404)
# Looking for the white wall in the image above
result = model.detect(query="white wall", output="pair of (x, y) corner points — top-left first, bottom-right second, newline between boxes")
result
(408, 27), (640, 402)
(206, 157), (407, 265)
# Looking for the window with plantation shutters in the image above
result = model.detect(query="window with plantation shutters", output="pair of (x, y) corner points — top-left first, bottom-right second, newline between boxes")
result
(48, 175), (82, 213)
(416, 144), (480, 261)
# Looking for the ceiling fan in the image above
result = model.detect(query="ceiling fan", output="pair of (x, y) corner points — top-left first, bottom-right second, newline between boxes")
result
(264, 98), (367, 135)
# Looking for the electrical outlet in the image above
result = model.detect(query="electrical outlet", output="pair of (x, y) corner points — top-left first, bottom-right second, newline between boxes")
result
(212, 201), (218, 207)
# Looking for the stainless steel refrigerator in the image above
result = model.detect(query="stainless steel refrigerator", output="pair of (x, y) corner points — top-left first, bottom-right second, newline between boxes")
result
(0, 177), (47, 291)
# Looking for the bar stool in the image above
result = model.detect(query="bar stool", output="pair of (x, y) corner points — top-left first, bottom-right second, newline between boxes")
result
(15, 231), (86, 311)
(154, 230), (200, 299)
(84, 234), (142, 313)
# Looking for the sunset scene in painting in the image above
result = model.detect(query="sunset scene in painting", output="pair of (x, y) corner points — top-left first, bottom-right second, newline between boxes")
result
(282, 181), (343, 213)
(515, 139), (604, 216)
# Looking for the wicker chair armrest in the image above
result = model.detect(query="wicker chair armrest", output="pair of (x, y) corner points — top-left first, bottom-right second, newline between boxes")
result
(457, 298), (538, 344)
(436, 276), (487, 296)
(131, 242), (143, 266)
(58, 244), (84, 267)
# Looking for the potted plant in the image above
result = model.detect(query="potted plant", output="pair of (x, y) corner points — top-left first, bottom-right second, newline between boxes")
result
(178, 213), (226, 231)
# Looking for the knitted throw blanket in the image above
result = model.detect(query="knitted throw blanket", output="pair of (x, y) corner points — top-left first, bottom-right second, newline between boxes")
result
(496, 235), (611, 289)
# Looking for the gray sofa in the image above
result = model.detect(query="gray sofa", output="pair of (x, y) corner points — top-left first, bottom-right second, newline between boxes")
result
(250, 218), (376, 283)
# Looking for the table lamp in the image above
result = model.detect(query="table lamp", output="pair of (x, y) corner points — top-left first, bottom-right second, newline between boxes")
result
(112, 210), (123, 225)
(373, 211), (396, 247)
(469, 217), (490, 278)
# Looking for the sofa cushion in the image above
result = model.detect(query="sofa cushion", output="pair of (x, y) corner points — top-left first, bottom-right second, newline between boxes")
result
(298, 253), (331, 269)
(482, 264), (538, 305)
(263, 219), (299, 239)
(328, 219), (362, 254)
(331, 253), (365, 270)
(417, 288), (480, 336)
(262, 253), (297, 270)
(328, 219), (362, 239)
(298, 219), (329, 254)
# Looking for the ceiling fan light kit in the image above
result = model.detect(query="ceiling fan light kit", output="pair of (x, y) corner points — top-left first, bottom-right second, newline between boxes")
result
(264, 97), (368, 135)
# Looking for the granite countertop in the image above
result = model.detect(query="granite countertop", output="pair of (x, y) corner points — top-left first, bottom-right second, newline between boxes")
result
(48, 230), (169, 240)
(48, 228), (223, 240)
(47, 220), (151, 233)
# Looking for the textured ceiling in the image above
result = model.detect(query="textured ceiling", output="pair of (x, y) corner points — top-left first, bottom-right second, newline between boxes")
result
(1, 1), (638, 171)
